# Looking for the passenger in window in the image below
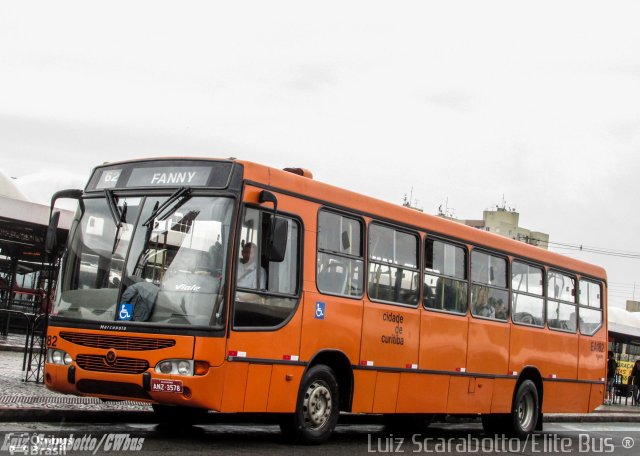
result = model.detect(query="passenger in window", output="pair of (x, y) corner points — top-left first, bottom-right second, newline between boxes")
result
(474, 287), (494, 318)
(237, 242), (266, 289)
(494, 300), (508, 320)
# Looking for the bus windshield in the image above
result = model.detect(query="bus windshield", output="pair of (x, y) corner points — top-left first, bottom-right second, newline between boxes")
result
(54, 194), (234, 328)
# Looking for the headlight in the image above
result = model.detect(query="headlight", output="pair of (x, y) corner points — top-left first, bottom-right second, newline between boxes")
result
(47, 348), (72, 365)
(159, 361), (173, 374)
(154, 359), (195, 376)
(52, 350), (63, 364)
(177, 361), (191, 376)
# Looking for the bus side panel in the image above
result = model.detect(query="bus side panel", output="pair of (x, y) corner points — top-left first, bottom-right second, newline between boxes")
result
(539, 332), (579, 380)
(227, 311), (303, 360)
(419, 311), (468, 373)
(220, 362), (249, 412)
(543, 382), (590, 413)
(359, 303), (421, 370)
(243, 364), (272, 412)
(300, 292), (363, 367)
(372, 372), (400, 413)
(577, 330), (606, 382)
(467, 319), (510, 375)
(509, 325), (547, 375)
(193, 337), (228, 368)
(510, 326), (578, 382)
(202, 364), (226, 411)
(267, 364), (304, 412)
(588, 383), (606, 411)
(490, 378), (516, 413)
(396, 373), (448, 413)
(446, 377), (493, 414)
(352, 370), (376, 413)
(578, 330), (606, 412)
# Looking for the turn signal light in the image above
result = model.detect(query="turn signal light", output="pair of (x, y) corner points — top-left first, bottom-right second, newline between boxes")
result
(194, 361), (209, 376)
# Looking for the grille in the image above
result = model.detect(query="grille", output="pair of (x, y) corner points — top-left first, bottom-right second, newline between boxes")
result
(60, 332), (175, 351)
(76, 354), (150, 374)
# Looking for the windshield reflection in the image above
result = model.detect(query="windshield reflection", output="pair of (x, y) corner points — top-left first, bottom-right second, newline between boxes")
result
(54, 195), (233, 328)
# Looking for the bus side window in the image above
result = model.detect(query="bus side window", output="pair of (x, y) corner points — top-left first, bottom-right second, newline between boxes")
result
(470, 250), (508, 321)
(316, 210), (364, 297)
(368, 224), (419, 306)
(547, 271), (576, 332)
(423, 238), (467, 314)
(234, 207), (300, 328)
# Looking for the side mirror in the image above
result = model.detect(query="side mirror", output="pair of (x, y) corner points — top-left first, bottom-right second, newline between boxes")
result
(46, 188), (83, 257)
(51, 189), (83, 209)
(266, 217), (288, 262)
(45, 211), (61, 254)
(259, 190), (278, 212)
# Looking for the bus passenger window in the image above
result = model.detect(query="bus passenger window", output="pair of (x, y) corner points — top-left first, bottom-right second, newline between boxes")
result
(577, 279), (603, 336)
(471, 251), (508, 321)
(511, 261), (544, 327)
(424, 239), (467, 314)
(316, 210), (364, 297)
(368, 224), (419, 306)
(547, 271), (576, 332)
(234, 207), (300, 328)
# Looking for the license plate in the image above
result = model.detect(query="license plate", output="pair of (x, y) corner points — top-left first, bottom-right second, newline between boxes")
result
(151, 379), (183, 393)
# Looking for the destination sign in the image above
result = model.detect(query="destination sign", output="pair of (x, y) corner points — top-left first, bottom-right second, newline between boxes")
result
(128, 167), (211, 187)
(96, 169), (122, 189)
(85, 160), (236, 191)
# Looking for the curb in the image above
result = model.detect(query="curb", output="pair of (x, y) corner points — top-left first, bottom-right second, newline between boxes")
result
(0, 345), (28, 353)
(544, 413), (640, 423)
(0, 408), (155, 423)
(2, 408), (640, 424)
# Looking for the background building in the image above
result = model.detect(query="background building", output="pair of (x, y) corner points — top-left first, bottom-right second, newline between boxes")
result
(439, 205), (549, 250)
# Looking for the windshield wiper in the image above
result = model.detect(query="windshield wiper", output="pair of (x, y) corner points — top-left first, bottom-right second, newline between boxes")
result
(142, 187), (192, 227)
(105, 190), (128, 254)
(104, 189), (123, 228)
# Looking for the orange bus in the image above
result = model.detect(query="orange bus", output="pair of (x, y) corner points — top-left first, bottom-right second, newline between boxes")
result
(44, 158), (607, 443)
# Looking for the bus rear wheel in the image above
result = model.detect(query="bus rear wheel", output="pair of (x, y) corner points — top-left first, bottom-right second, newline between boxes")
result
(279, 365), (340, 444)
(508, 380), (539, 438)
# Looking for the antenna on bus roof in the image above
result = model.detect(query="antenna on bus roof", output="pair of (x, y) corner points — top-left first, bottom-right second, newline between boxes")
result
(402, 188), (423, 212)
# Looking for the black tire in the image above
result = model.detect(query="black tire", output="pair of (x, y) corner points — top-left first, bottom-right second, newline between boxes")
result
(152, 404), (208, 425)
(507, 380), (539, 438)
(279, 365), (340, 444)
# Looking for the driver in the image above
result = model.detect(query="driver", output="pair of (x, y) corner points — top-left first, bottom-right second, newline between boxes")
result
(237, 242), (266, 289)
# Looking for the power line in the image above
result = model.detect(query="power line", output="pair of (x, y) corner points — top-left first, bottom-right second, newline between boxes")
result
(538, 238), (640, 259)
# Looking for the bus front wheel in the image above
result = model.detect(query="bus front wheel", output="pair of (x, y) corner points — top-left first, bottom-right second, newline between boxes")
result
(279, 364), (340, 444)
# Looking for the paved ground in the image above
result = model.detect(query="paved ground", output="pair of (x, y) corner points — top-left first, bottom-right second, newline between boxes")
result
(0, 335), (639, 422)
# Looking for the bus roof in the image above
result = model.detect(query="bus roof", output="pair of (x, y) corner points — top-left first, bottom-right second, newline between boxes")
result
(238, 159), (607, 282)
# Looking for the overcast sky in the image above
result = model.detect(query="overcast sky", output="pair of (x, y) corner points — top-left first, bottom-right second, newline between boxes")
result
(1, 1), (639, 308)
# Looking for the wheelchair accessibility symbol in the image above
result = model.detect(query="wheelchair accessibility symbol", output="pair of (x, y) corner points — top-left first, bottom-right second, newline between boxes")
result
(118, 303), (133, 321)
(315, 302), (325, 320)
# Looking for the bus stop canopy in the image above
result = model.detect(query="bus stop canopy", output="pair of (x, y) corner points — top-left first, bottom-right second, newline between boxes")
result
(0, 170), (74, 316)
(609, 306), (640, 342)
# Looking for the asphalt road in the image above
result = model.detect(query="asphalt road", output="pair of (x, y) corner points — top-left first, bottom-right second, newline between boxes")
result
(1, 421), (640, 455)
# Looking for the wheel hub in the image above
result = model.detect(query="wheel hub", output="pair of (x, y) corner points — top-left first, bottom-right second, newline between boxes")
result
(303, 380), (332, 429)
